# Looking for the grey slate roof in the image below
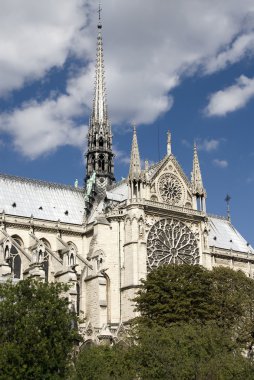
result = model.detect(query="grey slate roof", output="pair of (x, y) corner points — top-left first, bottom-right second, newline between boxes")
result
(0, 174), (85, 225)
(0, 175), (252, 255)
(106, 180), (128, 202)
(208, 216), (254, 254)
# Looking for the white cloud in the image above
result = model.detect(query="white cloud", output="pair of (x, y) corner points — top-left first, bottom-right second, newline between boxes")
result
(182, 138), (221, 152)
(197, 138), (221, 152)
(114, 147), (130, 165)
(181, 139), (192, 148)
(246, 176), (254, 184)
(0, 0), (87, 94)
(213, 159), (228, 168)
(205, 75), (254, 116)
(0, 90), (88, 159)
(204, 33), (254, 74)
(1, 1), (254, 157)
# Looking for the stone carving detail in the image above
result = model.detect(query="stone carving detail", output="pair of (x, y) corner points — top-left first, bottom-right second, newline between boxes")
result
(147, 218), (199, 270)
(158, 173), (183, 204)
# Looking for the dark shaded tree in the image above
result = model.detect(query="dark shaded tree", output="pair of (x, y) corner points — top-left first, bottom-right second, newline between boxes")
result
(73, 343), (135, 380)
(0, 278), (80, 380)
(133, 323), (254, 380)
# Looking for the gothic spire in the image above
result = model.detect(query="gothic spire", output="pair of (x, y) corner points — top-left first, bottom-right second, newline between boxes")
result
(91, 7), (108, 127)
(192, 143), (205, 196)
(85, 6), (115, 190)
(129, 125), (141, 180)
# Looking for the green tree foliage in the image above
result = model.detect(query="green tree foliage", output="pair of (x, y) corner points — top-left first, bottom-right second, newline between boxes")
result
(134, 264), (254, 335)
(73, 343), (135, 380)
(72, 265), (254, 380)
(134, 264), (215, 326)
(133, 323), (254, 380)
(0, 278), (80, 380)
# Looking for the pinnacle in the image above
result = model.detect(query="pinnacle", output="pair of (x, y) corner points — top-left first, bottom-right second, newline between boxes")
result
(192, 143), (205, 196)
(129, 125), (141, 180)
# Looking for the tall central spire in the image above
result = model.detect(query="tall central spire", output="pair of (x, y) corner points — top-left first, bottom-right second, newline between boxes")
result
(92, 6), (108, 126)
(85, 6), (115, 191)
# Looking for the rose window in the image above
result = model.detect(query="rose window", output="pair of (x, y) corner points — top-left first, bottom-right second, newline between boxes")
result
(158, 174), (183, 204)
(147, 218), (199, 270)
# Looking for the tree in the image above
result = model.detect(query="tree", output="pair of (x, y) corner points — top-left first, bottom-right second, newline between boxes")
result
(73, 343), (135, 380)
(133, 323), (254, 380)
(72, 265), (254, 380)
(135, 265), (254, 331)
(210, 267), (254, 351)
(134, 264), (215, 326)
(0, 278), (80, 380)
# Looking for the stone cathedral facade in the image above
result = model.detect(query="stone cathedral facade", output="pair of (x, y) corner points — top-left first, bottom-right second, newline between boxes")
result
(0, 19), (253, 343)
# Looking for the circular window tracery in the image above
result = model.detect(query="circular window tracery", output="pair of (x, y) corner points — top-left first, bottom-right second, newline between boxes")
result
(147, 218), (199, 270)
(158, 174), (183, 204)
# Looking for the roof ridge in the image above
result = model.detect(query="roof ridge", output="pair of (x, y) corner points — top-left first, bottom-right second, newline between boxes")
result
(0, 173), (84, 192)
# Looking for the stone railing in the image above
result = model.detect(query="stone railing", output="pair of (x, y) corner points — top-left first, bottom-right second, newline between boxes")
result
(207, 213), (228, 221)
(125, 199), (205, 217)
(210, 246), (254, 260)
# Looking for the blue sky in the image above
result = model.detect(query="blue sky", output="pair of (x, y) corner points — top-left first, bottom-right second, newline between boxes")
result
(0, 1), (254, 244)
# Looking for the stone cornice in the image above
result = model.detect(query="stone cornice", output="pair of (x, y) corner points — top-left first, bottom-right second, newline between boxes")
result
(1, 213), (85, 235)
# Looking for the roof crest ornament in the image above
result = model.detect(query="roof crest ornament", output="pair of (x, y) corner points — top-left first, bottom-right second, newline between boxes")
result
(225, 194), (231, 222)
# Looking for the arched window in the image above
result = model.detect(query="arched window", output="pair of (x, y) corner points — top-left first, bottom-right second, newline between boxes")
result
(91, 155), (96, 170)
(99, 137), (103, 148)
(40, 238), (51, 249)
(67, 242), (77, 267)
(98, 154), (105, 171)
(11, 235), (23, 279)
(39, 239), (50, 282)
(4, 246), (10, 261)
(70, 253), (75, 266)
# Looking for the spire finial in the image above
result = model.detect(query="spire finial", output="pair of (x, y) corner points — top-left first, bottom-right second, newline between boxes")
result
(167, 130), (172, 155)
(98, 4), (102, 29)
(225, 194), (231, 221)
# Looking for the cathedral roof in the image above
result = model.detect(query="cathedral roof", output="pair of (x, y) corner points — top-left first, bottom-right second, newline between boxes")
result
(208, 216), (254, 254)
(0, 174), (85, 225)
(106, 179), (128, 202)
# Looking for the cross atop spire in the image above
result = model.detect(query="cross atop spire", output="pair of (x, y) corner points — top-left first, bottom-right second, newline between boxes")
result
(98, 4), (102, 29)
(129, 124), (141, 180)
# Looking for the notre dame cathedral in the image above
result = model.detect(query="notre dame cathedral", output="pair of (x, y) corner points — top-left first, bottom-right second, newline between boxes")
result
(0, 16), (253, 343)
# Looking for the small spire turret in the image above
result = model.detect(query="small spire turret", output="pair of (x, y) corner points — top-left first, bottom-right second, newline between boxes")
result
(128, 125), (146, 200)
(192, 143), (206, 211)
(129, 125), (141, 180)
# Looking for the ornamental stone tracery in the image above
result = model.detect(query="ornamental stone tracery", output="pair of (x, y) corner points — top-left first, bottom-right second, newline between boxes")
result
(158, 173), (184, 205)
(147, 218), (199, 270)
